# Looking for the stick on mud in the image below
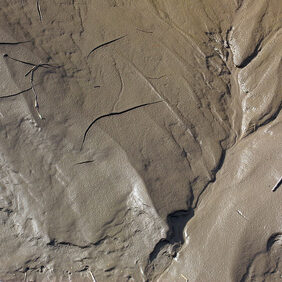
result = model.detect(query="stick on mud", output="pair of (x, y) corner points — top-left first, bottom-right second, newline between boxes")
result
(272, 177), (282, 192)
(0, 40), (32, 45)
(3, 53), (35, 66)
(36, 0), (43, 22)
(87, 35), (127, 58)
(0, 87), (32, 99)
(3, 54), (59, 119)
(236, 209), (248, 220)
(88, 270), (96, 282)
(81, 100), (163, 150)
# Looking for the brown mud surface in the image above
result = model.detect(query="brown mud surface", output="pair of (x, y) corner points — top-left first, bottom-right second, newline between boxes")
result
(0, 0), (281, 281)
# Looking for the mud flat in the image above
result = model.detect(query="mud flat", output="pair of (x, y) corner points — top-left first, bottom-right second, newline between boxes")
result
(0, 0), (281, 281)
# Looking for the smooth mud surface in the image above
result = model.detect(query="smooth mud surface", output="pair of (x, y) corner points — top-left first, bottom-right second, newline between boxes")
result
(0, 0), (281, 281)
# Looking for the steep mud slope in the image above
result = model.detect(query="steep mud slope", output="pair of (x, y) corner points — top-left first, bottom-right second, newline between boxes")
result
(229, 0), (282, 137)
(0, 0), (281, 281)
(159, 0), (282, 281)
(159, 113), (282, 282)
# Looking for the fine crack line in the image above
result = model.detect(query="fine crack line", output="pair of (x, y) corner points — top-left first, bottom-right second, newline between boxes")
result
(136, 28), (153, 34)
(80, 100), (163, 150)
(74, 160), (95, 165)
(119, 54), (192, 128)
(111, 60), (124, 112)
(0, 87), (32, 99)
(30, 66), (42, 118)
(146, 75), (166, 80)
(87, 35), (127, 58)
